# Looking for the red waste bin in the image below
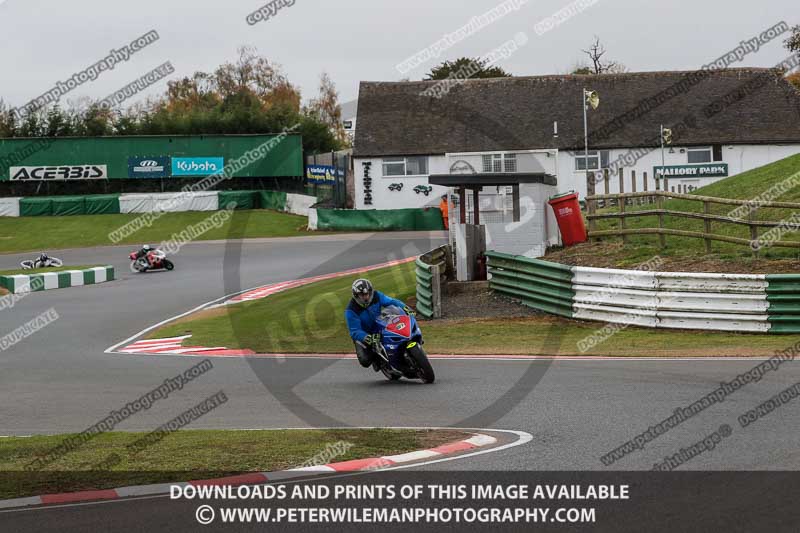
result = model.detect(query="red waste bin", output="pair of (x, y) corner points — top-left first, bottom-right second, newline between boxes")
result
(548, 191), (587, 246)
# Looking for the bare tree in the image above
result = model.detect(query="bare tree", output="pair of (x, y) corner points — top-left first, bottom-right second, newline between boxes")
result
(306, 72), (348, 147)
(786, 25), (800, 52)
(578, 37), (627, 74)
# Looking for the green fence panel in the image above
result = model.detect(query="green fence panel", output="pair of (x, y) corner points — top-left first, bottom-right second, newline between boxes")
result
(19, 197), (53, 217)
(51, 196), (86, 216)
(220, 190), (259, 210)
(259, 190), (288, 211)
(414, 208), (446, 230)
(316, 208), (444, 231)
(85, 194), (121, 215)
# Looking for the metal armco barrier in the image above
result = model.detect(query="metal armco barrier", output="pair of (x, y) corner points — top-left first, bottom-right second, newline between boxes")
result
(766, 275), (800, 334)
(485, 251), (800, 334)
(415, 245), (451, 319)
(485, 252), (574, 318)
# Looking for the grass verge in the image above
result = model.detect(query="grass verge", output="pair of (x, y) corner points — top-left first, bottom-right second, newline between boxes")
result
(0, 428), (465, 499)
(149, 262), (795, 357)
(0, 210), (311, 254)
(564, 154), (800, 269)
(0, 265), (103, 276)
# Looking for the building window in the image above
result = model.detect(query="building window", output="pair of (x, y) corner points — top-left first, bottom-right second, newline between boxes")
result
(382, 156), (429, 176)
(575, 150), (609, 171)
(483, 154), (500, 172)
(504, 153), (517, 173)
(482, 153), (517, 173)
(687, 147), (712, 164)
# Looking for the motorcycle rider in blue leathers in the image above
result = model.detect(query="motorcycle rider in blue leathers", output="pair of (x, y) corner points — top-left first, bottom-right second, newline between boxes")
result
(345, 278), (415, 371)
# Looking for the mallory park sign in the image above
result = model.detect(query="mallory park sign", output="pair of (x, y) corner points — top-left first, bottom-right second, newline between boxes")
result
(653, 164), (729, 179)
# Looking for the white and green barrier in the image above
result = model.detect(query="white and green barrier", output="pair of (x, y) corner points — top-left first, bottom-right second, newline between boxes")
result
(0, 191), (317, 218)
(486, 251), (800, 334)
(0, 266), (115, 294)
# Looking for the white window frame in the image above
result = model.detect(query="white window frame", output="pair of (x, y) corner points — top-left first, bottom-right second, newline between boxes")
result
(382, 156), (429, 177)
(687, 147), (712, 164)
(482, 153), (518, 173)
(574, 150), (609, 171)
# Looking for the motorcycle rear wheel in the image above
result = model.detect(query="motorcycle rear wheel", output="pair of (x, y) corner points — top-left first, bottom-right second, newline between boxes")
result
(407, 344), (435, 384)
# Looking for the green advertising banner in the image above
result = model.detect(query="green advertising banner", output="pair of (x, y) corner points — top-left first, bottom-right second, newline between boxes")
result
(653, 163), (729, 179)
(0, 134), (303, 181)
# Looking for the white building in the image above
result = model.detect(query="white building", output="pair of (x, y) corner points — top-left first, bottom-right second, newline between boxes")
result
(352, 69), (800, 209)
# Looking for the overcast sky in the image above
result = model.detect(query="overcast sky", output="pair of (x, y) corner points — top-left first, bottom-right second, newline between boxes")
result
(0, 0), (796, 112)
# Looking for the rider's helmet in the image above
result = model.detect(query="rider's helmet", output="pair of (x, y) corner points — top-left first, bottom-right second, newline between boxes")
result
(352, 279), (374, 308)
(39, 252), (49, 261)
(142, 244), (151, 251)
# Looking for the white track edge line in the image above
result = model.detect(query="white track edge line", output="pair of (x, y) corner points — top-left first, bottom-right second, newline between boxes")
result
(0, 428), (529, 513)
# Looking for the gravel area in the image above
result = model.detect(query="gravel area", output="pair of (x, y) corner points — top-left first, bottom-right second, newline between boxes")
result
(437, 282), (541, 320)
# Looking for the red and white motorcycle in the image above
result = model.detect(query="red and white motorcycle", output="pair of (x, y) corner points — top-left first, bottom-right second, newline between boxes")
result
(129, 249), (174, 273)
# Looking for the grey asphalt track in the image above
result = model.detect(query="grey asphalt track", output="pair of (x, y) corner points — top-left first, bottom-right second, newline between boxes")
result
(2, 229), (800, 529)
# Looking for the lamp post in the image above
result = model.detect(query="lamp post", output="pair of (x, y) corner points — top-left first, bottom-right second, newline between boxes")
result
(582, 89), (599, 195)
(659, 125), (672, 191)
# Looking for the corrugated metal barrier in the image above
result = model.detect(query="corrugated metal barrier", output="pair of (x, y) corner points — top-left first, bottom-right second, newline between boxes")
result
(486, 251), (800, 334)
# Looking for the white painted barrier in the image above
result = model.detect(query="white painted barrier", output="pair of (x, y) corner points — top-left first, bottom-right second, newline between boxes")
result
(285, 193), (316, 216)
(571, 266), (771, 333)
(573, 267), (657, 290)
(656, 272), (767, 293)
(0, 197), (21, 217)
(119, 194), (155, 214)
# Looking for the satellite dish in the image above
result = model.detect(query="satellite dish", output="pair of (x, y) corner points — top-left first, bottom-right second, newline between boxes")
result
(585, 90), (600, 110)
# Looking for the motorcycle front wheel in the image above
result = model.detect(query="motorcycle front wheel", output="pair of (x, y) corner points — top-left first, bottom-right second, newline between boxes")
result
(407, 344), (435, 384)
(381, 368), (401, 381)
(163, 259), (175, 271)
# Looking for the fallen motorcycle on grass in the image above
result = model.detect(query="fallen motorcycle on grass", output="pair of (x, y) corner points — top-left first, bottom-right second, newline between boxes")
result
(20, 253), (63, 270)
(370, 305), (435, 384)
(129, 248), (174, 273)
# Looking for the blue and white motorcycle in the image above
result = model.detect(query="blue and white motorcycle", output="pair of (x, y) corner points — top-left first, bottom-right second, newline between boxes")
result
(372, 305), (435, 384)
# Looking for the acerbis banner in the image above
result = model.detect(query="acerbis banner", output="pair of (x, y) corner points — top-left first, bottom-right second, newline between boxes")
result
(9, 165), (108, 180)
(128, 156), (171, 178)
(172, 157), (225, 177)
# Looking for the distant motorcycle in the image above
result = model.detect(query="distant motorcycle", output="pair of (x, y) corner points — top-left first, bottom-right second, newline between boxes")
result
(20, 253), (62, 270)
(129, 249), (174, 273)
(371, 305), (435, 383)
